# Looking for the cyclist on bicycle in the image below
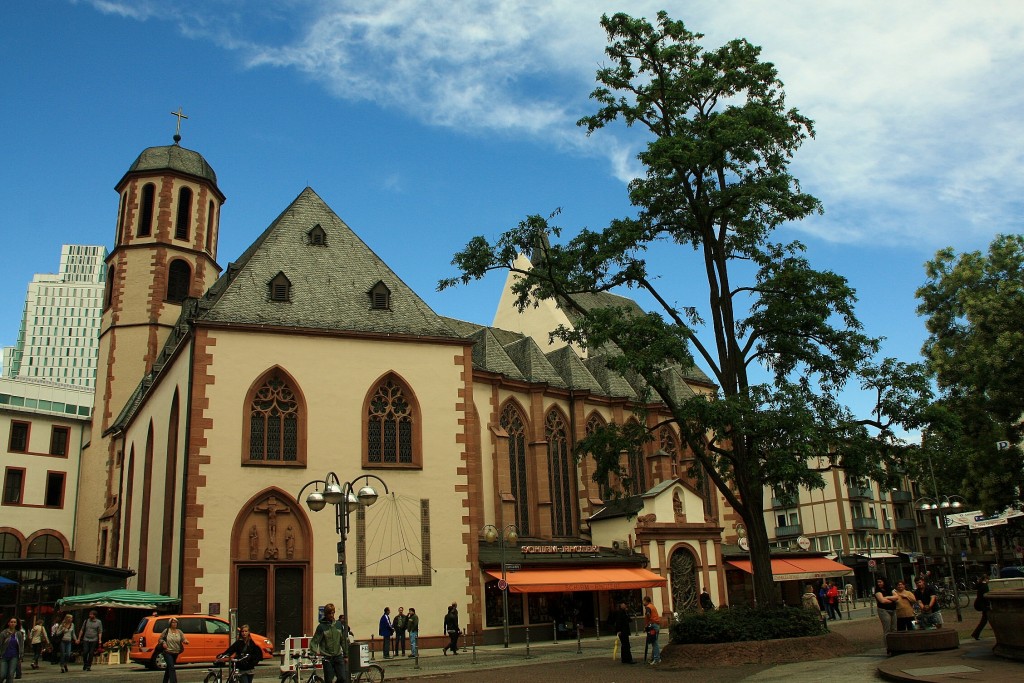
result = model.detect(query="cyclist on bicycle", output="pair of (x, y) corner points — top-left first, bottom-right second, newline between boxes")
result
(216, 624), (263, 683)
(311, 603), (349, 683)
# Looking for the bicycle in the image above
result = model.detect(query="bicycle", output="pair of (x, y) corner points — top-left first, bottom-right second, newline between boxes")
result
(281, 651), (384, 683)
(934, 585), (969, 610)
(204, 657), (243, 683)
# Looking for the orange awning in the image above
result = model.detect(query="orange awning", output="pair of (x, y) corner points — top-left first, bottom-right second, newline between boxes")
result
(726, 557), (852, 582)
(485, 567), (666, 593)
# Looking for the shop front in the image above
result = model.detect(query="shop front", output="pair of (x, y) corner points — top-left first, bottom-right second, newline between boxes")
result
(725, 553), (852, 607)
(479, 543), (665, 644)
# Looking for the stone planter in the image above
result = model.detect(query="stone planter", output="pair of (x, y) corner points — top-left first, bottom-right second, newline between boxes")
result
(988, 587), (1024, 661)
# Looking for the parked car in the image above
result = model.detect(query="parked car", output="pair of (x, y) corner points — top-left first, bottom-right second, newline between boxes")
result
(130, 614), (274, 669)
(999, 566), (1024, 578)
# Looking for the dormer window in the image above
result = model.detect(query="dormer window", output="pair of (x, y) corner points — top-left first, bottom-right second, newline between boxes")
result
(308, 224), (327, 246)
(368, 281), (391, 310)
(269, 272), (292, 302)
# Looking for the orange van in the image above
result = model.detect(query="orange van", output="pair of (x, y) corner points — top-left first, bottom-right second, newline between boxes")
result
(130, 614), (274, 669)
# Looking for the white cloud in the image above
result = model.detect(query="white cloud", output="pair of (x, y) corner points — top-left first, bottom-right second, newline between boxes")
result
(81, 0), (1024, 250)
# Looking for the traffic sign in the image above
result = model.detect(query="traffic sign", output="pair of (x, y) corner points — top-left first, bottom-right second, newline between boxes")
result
(497, 579), (508, 591)
(868, 559), (877, 569)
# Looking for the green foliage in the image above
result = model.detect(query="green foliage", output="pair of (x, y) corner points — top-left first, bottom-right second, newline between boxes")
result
(916, 234), (1024, 511)
(441, 10), (930, 605)
(669, 606), (825, 644)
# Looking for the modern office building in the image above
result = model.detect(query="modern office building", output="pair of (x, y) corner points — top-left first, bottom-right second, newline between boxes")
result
(2, 244), (107, 389)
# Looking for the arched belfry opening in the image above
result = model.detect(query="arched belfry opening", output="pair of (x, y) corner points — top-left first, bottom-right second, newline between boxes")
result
(230, 488), (311, 649)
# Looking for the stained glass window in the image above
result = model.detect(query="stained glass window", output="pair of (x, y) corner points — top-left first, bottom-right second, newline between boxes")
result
(367, 378), (414, 464)
(248, 374), (299, 462)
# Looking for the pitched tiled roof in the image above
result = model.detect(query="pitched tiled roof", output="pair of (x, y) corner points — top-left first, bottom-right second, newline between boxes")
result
(545, 346), (605, 395)
(199, 188), (458, 338)
(502, 337), (567, 388)
(583, 356), (639, 400)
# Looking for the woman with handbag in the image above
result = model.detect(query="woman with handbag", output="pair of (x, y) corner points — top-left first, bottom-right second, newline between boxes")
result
(54, 614), (75, 673)
(157, 618), (189, 683)
(28, 618), (49, 670)
(0, 618), (23, 683)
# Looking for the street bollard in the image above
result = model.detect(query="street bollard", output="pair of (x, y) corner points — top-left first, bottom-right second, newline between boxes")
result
(525, 627), (532, 659)
(472, 630), (477, 664)
(576, 623), (582, 654)
(595, 615), (600, 640)
(370, 634), (375, 661)
(414, 650), (420, 670)
(553, 621), (558, 644)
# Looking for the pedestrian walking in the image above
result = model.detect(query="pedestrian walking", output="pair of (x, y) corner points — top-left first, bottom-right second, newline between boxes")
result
(76, 609), (103, 671)
(972, 575), (990, 640)
(311, 603), (349, 683)
(28, 618), (49, 670)
(0, 618), (23, 683)
(54, 614), (75, 673)
(157, 617), (190, 683)
(442, 605), (460, 655)
(378, 607), (393, 658)
(826, 581), (841, 620)
(613, 602), (634, 664)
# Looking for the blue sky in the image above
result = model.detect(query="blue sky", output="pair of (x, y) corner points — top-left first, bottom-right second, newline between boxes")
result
(3, 0), (1023, 425)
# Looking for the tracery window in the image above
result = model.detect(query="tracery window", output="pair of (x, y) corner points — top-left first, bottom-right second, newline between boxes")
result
(501, 404), (530, 535)
(246, 372), (303, 464)
(546, 409), (575, 537)
(366, 378), (415, 465)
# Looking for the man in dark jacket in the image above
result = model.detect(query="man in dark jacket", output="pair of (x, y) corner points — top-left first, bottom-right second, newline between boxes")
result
(217, 624), (263, 683)
(378, 607), (393, 658)
(442, 605), (460, 655)
(392, 607), (407, 656)
(613, 602), (635, 664)
(311, 603), (349, 683)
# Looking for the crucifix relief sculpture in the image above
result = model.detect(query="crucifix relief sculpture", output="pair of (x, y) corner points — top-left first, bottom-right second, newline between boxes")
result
(254, 495), (292, 560)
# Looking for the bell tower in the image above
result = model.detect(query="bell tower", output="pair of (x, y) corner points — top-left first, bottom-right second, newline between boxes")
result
(97, 127), (225, 435)
(79, 119), (225, 565)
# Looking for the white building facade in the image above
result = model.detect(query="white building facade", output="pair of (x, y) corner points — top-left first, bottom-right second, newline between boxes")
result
(2, 245), (107, 389)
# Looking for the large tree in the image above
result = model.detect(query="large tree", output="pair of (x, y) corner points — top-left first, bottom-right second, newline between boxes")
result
(442, 11), (928, 605)
(916, 234), (1024, 513)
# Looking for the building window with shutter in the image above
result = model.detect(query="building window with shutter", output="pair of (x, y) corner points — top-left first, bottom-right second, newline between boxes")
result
(368, 281), (391, 310)
(167, 260), (191, 303)
(269, 272), (291, 302)
(308, 224), (327, 246)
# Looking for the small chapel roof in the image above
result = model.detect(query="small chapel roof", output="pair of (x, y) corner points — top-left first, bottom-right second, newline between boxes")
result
(123, 144), (218, 185)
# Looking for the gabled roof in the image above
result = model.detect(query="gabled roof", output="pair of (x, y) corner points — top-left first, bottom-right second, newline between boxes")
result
(468, 328), (526, 381)
(198, 187), (457, 339)
(545, 346), (605, 395)
(583, 356), (639, 400)
(502, 337), (567, 388)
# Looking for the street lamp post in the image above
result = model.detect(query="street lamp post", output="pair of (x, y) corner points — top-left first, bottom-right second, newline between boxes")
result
(916, 494), (966, 623)
(298, 472), (390, 625)
(483, 523), (518, 648)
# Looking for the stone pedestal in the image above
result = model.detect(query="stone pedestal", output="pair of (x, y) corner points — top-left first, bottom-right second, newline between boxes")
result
(989, 587), (1024, 661)
(885, 628), (959, 655)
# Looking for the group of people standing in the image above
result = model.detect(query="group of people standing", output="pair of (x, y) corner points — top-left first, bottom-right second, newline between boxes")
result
(874, 574), (991, 641)
(0, 609), (105, 679)
(375, 605), (422, 658)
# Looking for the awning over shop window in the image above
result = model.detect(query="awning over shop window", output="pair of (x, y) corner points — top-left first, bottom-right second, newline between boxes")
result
(726, 557), (852, 582)
(485, 567), (666, 593)
(57, 589), (180, 610)
(854, 552), (900, 560)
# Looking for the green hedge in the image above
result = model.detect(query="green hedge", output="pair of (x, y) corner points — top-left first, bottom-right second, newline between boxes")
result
(669, 607), (825, 644)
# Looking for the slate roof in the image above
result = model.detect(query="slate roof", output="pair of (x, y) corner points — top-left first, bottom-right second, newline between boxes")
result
(123, 143), (218, 185)
(198, 188), (458, 339)
(545, 346), (605, 395)
(588, 495), (645, 522)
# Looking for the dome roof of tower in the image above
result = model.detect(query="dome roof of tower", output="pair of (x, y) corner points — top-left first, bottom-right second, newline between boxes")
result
(125, 143), (218, 184)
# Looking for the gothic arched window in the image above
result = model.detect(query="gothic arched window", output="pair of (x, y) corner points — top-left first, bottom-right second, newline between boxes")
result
(245, 370), (306, 465)
(586, 413), (612, 500)
(365, 376), (420, 467)
(138, 183), (155, 237)
(546, 409), (575, 537)
(501, 403), (530, 535)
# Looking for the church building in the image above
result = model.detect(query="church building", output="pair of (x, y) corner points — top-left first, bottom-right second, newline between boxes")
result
(75, 134), (728, 648)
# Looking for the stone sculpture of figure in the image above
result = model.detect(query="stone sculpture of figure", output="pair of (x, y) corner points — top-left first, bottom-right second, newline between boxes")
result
(285, 525), (295, 559)
(249, 525), (259, 560)
(254, 495), (290, 559)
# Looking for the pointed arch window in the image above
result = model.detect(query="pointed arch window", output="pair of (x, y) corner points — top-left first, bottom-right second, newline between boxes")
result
(626, 418), (648, 494)
(501, 404), (530, 535)
(138, 183), (155, 237)
(364, 375), (421, 468)
(175, 186), (193, 240)
(546, 409), (575, 537)
(166, 259), (191, 303)
(586, 414), (612, 500)
(206, 200), (216, 253)
(244, 370), (307, 466)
